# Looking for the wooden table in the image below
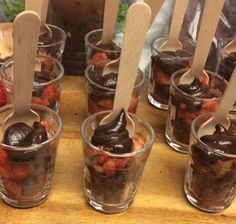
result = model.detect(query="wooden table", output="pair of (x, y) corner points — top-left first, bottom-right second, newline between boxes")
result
(1, 76), (235, 224)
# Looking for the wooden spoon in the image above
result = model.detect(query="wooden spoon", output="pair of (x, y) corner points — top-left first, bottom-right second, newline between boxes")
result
(159, 0), (189, 52)
(197, 66), (236, 138)
(97, 0), (120, 46)
(178, 0), (224, 85)
(223, 36), (236, 56)
(2, 11), (41, 131)
(100, 2), (151, 137)
(25, 0), (52, 37)
(102, 0), (165, 76)
(144, 0), (165, 26)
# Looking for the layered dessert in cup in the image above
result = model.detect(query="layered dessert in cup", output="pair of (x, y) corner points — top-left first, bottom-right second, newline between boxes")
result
(80, 109), (155, 213)
(84, 29), (121, 66)
(216, 37), (236, 111)
(148, 36), (195, 110)
(38, 24), (66, 62)
(184, 112), (236, 212)
(1, 56), (64, 113)
(165, 69), (227, 153)
(85, 61), (145, 115)
(0, 104), (62, 208)
(0, 24), (66, 63)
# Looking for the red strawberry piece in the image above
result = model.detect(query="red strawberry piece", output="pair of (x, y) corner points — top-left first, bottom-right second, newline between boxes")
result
(32, 96), (50, 106)
(202, 101), (218, 112)
(132, 137), (144, 152)
(128, 91), (139, 113)
(103, 158), (116, 176)
(90, 52), (109, 67)
(96, 99), (114, 111)
(153, 68), (170, 85)
(3, 179), (22, 199)
(0, 148), (12, 179)
(40, 120), (50, 133)
(180, 103), (186, 110)
(86, 147), (102, 158)
(99, 155), (110, 165)
(10, 164), (32, 182)
(114, 158), (128, 169)
(42, 57), (54, 75)
(198, 73), (209, 85)
(0, 80), (7, 107)
(41, 84), (59, 103)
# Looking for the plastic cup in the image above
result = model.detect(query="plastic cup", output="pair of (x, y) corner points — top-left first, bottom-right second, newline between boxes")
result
(80, 110), (155, 213)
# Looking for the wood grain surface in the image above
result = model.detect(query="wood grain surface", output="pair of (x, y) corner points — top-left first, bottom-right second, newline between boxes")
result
(0, 76), (235, 224)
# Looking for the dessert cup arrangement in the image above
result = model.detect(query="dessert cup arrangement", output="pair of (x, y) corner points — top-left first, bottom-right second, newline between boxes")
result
(1, 0), (236, 217)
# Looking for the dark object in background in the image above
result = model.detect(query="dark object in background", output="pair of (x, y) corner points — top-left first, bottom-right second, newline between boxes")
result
(48, 0), (104, 75)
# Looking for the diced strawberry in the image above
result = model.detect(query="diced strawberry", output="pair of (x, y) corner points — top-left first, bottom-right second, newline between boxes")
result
(40, 120), (50, 133)
(202, 101), (218, 112)
(0, 80), (7, 107)
(132, 136), (144, 152)
(87, 97), (96, 114)
(92, 164), (104, 173)
(41, 57), (54, 75)
(198, 73), (209, 85)
(153, 68), (170, 85)
(96, 99), (114, 110)
(0, 148), (11, 179)
(90, 52), (109, 67)
(180, 103), (186, 110)
(103, 158), (116, 176)
(10, 164), (32, 182)
(114, 158), (128, 169)
(99, 155), (110, 165)
(32, 96), (50, 106)
(3, 179), (22, 199)
(86, 147), (102, 158)
(183, 111), (198, 125)
(41, 84), (59, 103)
(128, 91), (139, 113)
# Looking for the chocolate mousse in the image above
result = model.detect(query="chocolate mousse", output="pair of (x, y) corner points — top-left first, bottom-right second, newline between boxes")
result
(187, 124), (236, 208)
(170, 78), (220, 145)
(150, 50), (191, 106)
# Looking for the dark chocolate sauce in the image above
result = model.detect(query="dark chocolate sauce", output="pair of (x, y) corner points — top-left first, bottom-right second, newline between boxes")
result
(200, 124), (236, 154)
(91, 109), (133, 154)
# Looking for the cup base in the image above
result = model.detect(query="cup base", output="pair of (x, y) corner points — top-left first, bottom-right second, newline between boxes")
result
(165, 131), (188, 154)
(0, 192), (49, 208)
(148, 94), (168, 110)
(85, 190), (134, 214)
(184, 184), (228, 213)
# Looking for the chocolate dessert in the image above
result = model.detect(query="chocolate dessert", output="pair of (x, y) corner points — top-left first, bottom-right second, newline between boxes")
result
(86, 66), (140, 114)
(0, 121), (56, 200)
(186, 124), (236, 210)
(170, 78), (220, 145)
(84, 109), (144, 205)
(150, 50), (191, 106)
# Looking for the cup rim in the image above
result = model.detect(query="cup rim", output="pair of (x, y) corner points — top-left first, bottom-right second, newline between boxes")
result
(85, 63), (145, 92)
(38, 24), (67, 48)
(1, 56), (64, 88)
(171, 68), (228, 101)
(0, 104), (63, 152)
(80, 110), (155, 158)
(150, 36), (195, 59)
(191, 112), (236, 158)
(84, 29), (121, 53)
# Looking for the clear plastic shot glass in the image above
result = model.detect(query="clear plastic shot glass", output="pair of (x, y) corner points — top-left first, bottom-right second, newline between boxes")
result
(148, 36), (195, 110)
(80, 111), (155, 213)
(165, 69), (227, 153)
(184, 112), (236, 212)
(1, 56), (64, 113)
(85, 61), (145, 115)
(84, 29), (121, 66)
(0, 104), (62, 208)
